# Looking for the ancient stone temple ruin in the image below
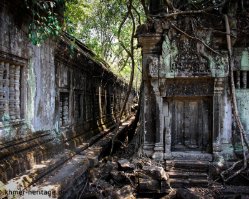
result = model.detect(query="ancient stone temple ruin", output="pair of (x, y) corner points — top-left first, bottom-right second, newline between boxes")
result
(0, 1), (135, 197)
(137, 1), (249, 162)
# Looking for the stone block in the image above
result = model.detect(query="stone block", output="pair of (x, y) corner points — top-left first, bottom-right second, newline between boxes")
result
(142, 165), (168, 181)
(117, 159), (135, 171)
(113, 185), (135, 199)
(138, 178), (160, 193)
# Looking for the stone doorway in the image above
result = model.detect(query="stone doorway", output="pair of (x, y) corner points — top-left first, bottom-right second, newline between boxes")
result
(169, 97), (212, 152)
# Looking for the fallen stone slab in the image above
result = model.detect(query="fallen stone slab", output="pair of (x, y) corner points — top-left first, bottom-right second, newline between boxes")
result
(142, 165), (168, 181)
(138, 178), (161, 193)
(117, 159), (135, 171)
(113, 185), (135, 199)
(110, 171), (131, 184)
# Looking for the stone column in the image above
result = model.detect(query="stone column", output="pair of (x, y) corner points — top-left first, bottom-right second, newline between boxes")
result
(154, 95), (164, 160)
(163, 101), (172, 159)
(213, 78), (225, 158)
(142, 85), (154, 156)
(138, 34), (163, 158)
(151, 79), (164, 160)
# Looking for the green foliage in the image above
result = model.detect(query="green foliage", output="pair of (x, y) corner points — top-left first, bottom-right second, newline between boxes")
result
(64, 0), (144, 86)
(25, 0), (144, 87)
(25, 0), (63, 45)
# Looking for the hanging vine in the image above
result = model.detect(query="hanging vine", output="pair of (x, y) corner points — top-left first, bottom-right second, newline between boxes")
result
(220, 14), (249, 183)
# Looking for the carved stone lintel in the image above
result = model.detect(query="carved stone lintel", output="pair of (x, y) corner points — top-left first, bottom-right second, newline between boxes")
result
(161, 31), (228, 78)
(165, 78), (214, 97)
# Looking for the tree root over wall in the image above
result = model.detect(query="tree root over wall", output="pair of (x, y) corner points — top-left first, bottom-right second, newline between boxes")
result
(221, 14), (249, 183)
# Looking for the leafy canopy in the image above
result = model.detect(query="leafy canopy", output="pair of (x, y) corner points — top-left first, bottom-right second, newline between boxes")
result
(64, 0), (144, 84)
(25, 0), (144, 86)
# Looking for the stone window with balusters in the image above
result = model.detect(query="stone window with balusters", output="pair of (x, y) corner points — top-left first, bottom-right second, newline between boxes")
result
(234, 50), (249, 89)
(57, 61), (71, 127)
(0, 61), (21, 121)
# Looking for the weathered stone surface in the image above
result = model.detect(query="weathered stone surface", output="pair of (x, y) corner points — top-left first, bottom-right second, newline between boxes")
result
(113, 185), (135, 199)
(136, 3), (249, 177)
(136, 162), (170, 194)
(111, 171), (130, 184)
(137, 1), (241, 164)
(175, 188), (202, 199)
(138, 178), (161, 193)
(142, 166), (168, 181)
(0, 3), (136, 197)
(117, 159), (135, 171)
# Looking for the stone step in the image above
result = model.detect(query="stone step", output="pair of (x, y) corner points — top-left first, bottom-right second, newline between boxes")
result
(167, 171), (208, 180)
(169, 178), (209, 188)
(170, 152), (212, 161)
(166, 160), (210, 189)
(166, 160), (210, 172)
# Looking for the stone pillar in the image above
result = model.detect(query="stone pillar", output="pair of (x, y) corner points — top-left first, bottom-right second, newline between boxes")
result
(163, 100), (172, 159)
(138, 34), (163, 158)
(151, 80), (164, 160)
(142, 85), (154, 156)
(213, 78), (225, 158)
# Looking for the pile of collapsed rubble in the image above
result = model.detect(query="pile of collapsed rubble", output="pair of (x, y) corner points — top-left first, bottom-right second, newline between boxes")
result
(84, 156), (169, 199)
(78, 133), (213, 199)
(77, 130), (171, 199)
(82, 156), (216, 199)
(77, 131), (249, 199)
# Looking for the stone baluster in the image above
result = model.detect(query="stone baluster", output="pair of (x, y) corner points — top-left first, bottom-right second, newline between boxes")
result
(9, 64), (16, 120)
(15, 65), (21, 119)
(59, 96), (63, 126)
(63, 94), (69, 125)
(3, 62), (9, 120)
(242, 71), (247, 88)
(236, 71), (240, 89)
(0, 62), (4, 119)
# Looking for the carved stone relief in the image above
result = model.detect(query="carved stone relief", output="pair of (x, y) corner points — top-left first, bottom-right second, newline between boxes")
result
(165, 79), (214, 97)
(160, 19), (229, 78)
(172, 36), (210, 75)
(211, 54), (228, 77)
(147, 56), (161, 78)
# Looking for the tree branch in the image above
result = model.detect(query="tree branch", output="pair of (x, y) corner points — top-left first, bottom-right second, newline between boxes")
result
(170, 22), (220, 55)
(110, 0), (136, 155)
(140, 0), (149, 17)
(221, 14), (248, 183)
(150, 0), (228, 18)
